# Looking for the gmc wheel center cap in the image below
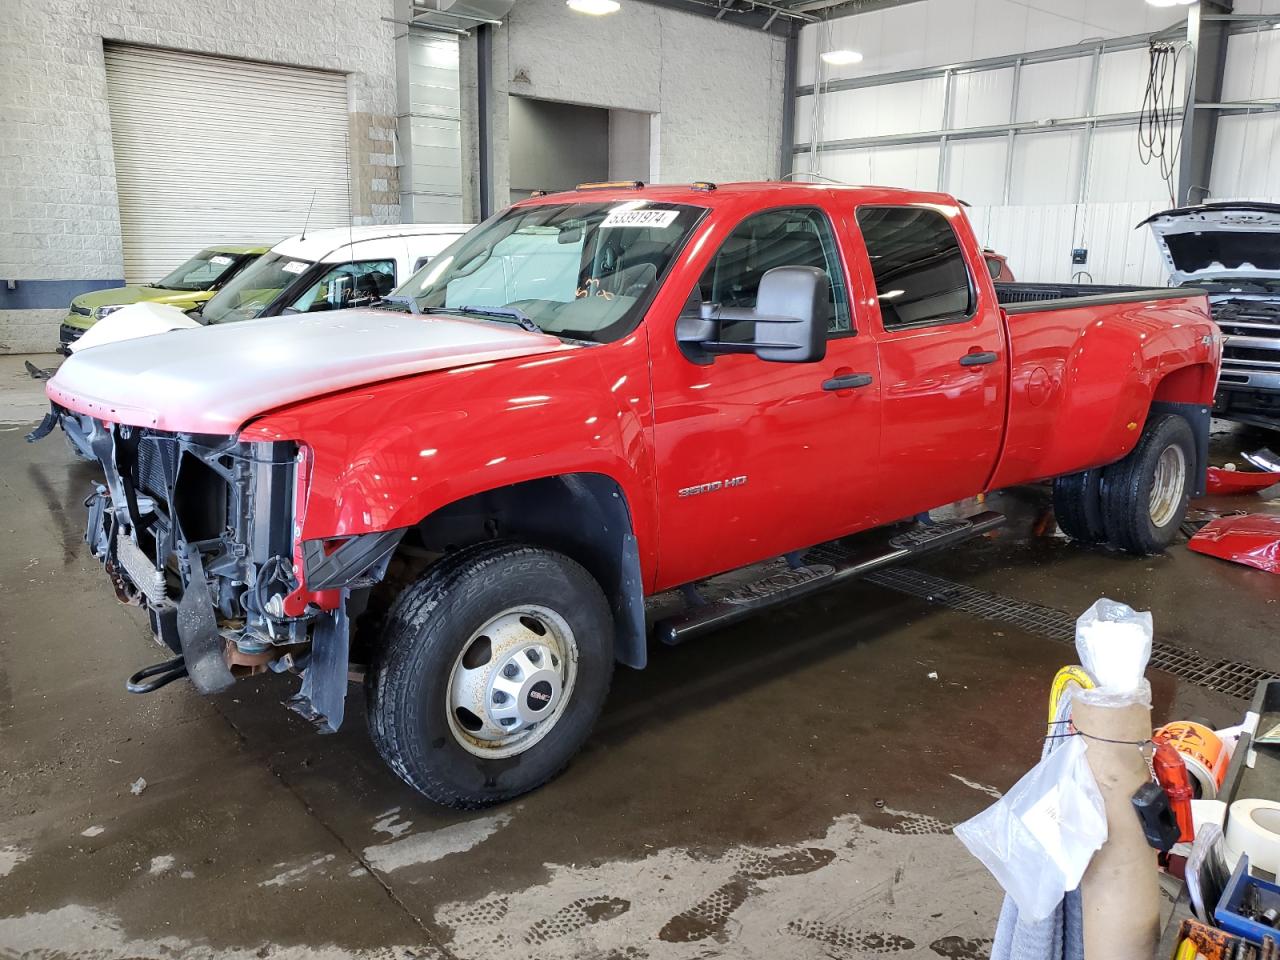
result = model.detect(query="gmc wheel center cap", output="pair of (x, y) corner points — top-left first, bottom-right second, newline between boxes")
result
(526, 680), (555, 713)
(511, 668), (560, 722)
(486, 646), (564, 727)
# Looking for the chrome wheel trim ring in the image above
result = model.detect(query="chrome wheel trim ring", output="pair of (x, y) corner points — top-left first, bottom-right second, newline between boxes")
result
(445, 605), (579, 759)
(1149, 443), (1187, 528)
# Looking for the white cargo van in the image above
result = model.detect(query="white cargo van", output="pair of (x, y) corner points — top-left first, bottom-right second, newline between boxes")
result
(197, 223), (472, 325)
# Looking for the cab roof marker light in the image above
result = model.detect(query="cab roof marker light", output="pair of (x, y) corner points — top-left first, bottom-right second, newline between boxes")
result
(691, 182), (717, 192)
(576, 180), (644, 190)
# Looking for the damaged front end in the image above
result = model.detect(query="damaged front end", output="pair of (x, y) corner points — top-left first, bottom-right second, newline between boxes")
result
(36, 408), (392, 733)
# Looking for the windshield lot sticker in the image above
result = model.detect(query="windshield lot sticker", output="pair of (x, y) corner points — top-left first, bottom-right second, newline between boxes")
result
(602, 209), (680, 229)
(282, 261), (308, 275)
(209, 255), (233, 265)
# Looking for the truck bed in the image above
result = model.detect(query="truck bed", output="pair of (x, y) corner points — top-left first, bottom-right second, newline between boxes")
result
(985, 281), (1215, 491)
(994, 281), (1195, 313)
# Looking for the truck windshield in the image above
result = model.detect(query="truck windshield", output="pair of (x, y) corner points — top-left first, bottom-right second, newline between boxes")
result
(154, 250), (249, 292)
(396, 200), (704, 343)
(202, 252), (315, 324)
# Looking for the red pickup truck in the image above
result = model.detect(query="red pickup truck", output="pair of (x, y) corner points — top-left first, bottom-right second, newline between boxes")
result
(37, 182), (1220, 808)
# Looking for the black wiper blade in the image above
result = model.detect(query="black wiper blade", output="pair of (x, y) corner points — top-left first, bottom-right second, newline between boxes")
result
(455, 304), (541, 333)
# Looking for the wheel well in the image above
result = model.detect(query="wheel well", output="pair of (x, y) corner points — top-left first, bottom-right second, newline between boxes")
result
(392, 474), (647, 669)
(1152, 363), (1215, 404)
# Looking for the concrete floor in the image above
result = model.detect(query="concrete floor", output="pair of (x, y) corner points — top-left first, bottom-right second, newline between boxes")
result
(1, 353), (1277, 960)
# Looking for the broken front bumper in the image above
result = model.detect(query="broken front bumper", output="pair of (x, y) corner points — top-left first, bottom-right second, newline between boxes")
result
(74, 413), (307, 697)
(33, 407), (398, 732)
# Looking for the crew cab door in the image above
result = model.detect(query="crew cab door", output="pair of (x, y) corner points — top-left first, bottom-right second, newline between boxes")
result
(649, 204), (883, 590)
(851, 205), (1006, 520)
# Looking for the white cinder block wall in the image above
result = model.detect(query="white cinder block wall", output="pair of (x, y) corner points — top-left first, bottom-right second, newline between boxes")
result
(0, 0), (400, 355)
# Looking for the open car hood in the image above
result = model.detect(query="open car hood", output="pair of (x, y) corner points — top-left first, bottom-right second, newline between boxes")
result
(1140, 202), (1280, 286)
(47, 308), (573, 434)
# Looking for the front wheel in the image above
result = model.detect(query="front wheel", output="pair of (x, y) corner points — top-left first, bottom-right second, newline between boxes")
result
(1100, 414), (1195, 555)
(366, 541), (614, 809)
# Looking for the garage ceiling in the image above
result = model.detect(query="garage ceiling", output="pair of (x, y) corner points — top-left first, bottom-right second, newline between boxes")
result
(409, 0), (924, 37)
(640, 0), (924, 33)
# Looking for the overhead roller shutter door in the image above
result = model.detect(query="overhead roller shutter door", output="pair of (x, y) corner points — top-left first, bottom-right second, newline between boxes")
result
(104, 44), (352, 283)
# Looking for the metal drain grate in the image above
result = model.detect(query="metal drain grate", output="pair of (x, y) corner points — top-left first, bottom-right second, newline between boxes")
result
(866, 567), (1277, 700)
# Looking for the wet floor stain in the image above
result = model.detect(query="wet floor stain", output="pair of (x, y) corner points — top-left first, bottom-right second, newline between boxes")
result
(0, 904), (427, 960)
(362, 811), (512, 873)
(259, 853), (338, 888)
(433, 811), (998, 959)
(657, 847), (839, 943)
(0, 845), (29, 878)
(785, 919), (917, 956)
(877, 808), (955, 836)
(929, 934), (994, 959)
(658, 878), (752, 943)
(525, 895), (633, 945)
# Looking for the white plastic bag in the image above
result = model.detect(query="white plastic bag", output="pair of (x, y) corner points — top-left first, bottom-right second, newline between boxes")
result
(1074, 598), (1152, 699)
(954, 735), (1108, 921)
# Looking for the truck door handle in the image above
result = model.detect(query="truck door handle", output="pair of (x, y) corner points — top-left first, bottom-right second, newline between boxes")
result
(959, 351), (998, 367)
(822, 373), (874, 391)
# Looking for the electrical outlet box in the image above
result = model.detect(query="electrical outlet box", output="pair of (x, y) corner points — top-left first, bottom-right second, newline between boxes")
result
(1071, 248), (1088, 265)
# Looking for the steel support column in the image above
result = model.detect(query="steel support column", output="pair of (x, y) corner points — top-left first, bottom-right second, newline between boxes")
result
(779, 26), (798, 178)
(1001, 58), (1022, 206)
(1076, 43), (1103, 206)
(476, 23), (495, 220)
(1178, 1), (1232, 205)
(936, 69), (954, 192)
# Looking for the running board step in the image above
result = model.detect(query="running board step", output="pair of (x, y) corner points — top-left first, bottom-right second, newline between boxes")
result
(654, 511), (1005, 646)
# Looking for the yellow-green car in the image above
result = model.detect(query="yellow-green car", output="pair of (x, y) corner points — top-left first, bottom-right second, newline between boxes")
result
(59, 244), (269, 353)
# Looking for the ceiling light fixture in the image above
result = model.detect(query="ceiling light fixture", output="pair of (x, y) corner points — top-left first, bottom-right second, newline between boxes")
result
(821, 49), (864, 66)
(567, 0), (620, 14)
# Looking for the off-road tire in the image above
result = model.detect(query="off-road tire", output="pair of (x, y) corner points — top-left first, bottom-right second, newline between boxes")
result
(366, 541), (614, 809)
(1052, 467), (1107, 544)
(1100, 414), (1195, 555)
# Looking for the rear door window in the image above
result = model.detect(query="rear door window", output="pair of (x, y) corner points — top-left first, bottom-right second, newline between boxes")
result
(855, 206), (974, 330)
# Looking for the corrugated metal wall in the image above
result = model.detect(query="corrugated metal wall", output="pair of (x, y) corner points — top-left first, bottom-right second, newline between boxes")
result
(795, 0), (1280, 286)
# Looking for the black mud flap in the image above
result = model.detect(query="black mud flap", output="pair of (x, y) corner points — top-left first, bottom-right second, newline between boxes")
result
(289, 595), (350, 734)
(25, 411), (57, 443)
(1151, 400), (1211, 497)
(177, 546), (235, 695)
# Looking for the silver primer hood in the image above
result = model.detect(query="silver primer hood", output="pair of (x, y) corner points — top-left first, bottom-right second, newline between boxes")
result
(1141, 202), (1280, 286)
(47, 308), (572, 434)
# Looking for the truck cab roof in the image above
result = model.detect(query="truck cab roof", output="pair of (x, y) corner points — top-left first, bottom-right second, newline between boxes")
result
(517, 180), (959, 211)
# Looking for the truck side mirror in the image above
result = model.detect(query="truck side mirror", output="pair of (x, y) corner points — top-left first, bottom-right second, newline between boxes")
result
(677, 266), (829, 365)
(751, 266), (828, 363)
